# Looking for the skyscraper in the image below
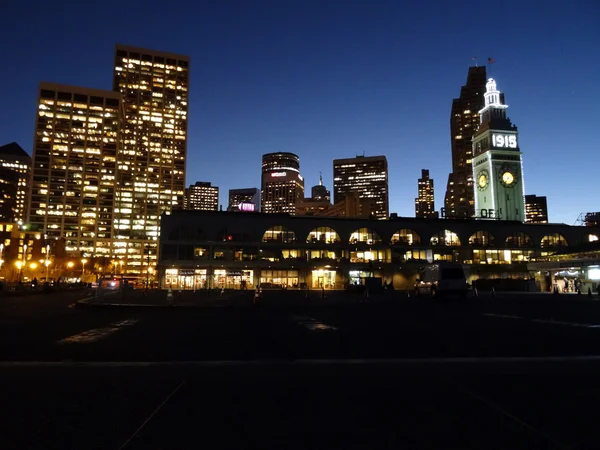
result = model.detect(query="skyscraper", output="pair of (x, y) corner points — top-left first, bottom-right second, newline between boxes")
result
(112, 45), (189, 273)
(28, 83), (122, 256)
(228, 188), (260, 212)
(444, 66), (487, 218)
(415, 169), (438, 218)
(186, 182), (219, 211)
(0, 142), (31, 223)
(333, 155), (388, 219)
(525, 195), (548, 224)
(261, 152), (304, 214)
(472, 78), (525, 221)
(296, 174), (332, 216)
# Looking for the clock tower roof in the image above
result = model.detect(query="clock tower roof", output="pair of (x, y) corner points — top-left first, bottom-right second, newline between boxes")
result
(475, 78), (517, 136)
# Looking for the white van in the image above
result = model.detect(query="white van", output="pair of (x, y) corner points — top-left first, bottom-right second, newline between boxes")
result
(414, 263), (468, 298)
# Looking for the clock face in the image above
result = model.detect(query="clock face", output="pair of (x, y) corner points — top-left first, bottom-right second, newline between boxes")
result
(477, 170), (489, 190)
(502, 171), (515, 185)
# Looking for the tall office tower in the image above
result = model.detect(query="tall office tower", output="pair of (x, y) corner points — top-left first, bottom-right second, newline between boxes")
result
(333, 155), (389, 219)
(0, 142), (31, 223)
(112, 45), (189, 273)
(261, 152), (304, 214)
(311, 173), (330, 202)
(228, 187), (260, 212)
(525, 195), (548, 224)
(186, 182), (218, 211)
(415, 169), (438, 218)
(444, 66), (487, 218)
(472, 78), (525, 221)
(296, 174), (332, 216)
(28, 84), (122, 256)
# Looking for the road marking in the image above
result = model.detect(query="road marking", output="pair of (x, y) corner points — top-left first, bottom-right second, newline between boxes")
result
(481, 313), (600, 329)
(292, 315), (338, 331)
(56, 319), (139, 344)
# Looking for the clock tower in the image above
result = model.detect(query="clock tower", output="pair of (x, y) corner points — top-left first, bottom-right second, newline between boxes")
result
(472, 78), (525, 221)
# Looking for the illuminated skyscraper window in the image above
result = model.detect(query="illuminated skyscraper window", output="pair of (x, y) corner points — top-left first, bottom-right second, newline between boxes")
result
(28, 83), (122, 256)
(112, 45), (190, 273)
(333, 155), (388, 219)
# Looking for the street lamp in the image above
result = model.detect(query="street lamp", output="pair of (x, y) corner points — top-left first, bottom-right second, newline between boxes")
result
(45, 260), (51, 282)
(15, 260), (23, 282)
(81, 258), (87, 281)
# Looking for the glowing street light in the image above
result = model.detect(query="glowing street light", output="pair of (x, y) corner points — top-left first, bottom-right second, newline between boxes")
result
(15, 260), (23, 282)
(30, 262), (38, 270)
(81, 258), (88, 279)
(45, 259), (51, 281)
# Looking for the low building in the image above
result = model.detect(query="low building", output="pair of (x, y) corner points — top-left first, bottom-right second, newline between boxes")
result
(228, 188), (260, 212)
(157, 210), (594, 291)
(186, 182), (219, 211)
(525, 195), (548, 224)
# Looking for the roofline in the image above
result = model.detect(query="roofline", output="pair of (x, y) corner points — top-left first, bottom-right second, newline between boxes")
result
(115, 44), (190, 61)
(333, 155), (387, 163)
(39, 82), (122, 99)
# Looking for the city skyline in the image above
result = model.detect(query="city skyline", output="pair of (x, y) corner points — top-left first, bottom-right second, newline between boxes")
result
(1, 1), (599, 224)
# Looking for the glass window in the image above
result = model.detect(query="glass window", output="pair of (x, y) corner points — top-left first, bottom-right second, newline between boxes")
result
(391, 229), (420, 245)
(468, 231), (495, 247)
(541, 233), (568, 248)
(262, 226), (296, 243)
(307, 227), (340, 244)
(505, 232), (533, 248)
(430, 230), (461, 246)
(349, 228), (382, 244)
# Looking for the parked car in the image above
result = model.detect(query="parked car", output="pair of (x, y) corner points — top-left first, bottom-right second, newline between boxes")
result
(414, 263), (468, 298)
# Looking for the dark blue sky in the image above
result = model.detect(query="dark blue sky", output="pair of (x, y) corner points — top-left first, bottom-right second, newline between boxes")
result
(1, 0), (598, 223)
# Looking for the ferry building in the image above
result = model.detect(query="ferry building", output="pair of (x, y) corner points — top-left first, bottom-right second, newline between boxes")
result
(157, 210), (599, 291)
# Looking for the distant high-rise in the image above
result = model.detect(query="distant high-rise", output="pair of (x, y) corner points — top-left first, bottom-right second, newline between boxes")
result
(112, 45), (189, 273)
(415, 169), (438, 219)
(296, 174), (332, 216)
(28, 83), (122, 256)
(186, 182), (218, 211)
(444, 66), (487, 218)
(333, 155), (388, 219)
(228, 188), (260, 212)
(0, 142), (31, 223)
(525, 195), (548, 224)
(261, 152), (304, 214)
(311, 173), (330, 202)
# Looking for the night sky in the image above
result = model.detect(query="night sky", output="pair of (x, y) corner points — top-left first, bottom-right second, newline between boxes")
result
(1, 0), (598, 224)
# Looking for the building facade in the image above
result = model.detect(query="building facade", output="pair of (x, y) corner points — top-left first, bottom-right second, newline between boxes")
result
(186, 182), (218, 211)
(472, 78), (525, 221)
(112, 45), (190, 274)
(415, 169), (438, 219)
(228, 188), (260, 212)
(157, 210), (595, 291)
(525, 195), (548, 224)
(261, 152), (304, 214)
(28, 83), (123, 257)
(444, 66), (487, 219)
(333, 155), (389, 219)
(0, 143), (31, 223)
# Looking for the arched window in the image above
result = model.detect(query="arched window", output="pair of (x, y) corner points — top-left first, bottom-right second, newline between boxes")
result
(541, 233), (568, 249)
(391, 229), (421, 245)
(468, 231), (495, 247)
(349, 228), (382, 244)
(430, 230), (461, 246)
(589, 234), (599, 243)
(307, 227), (340, 244)
(262, 226), (296, 243)
(505, 232), (533, 248)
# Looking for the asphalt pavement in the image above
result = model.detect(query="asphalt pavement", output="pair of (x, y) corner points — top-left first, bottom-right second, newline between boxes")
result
(2, 289), (600, 449)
